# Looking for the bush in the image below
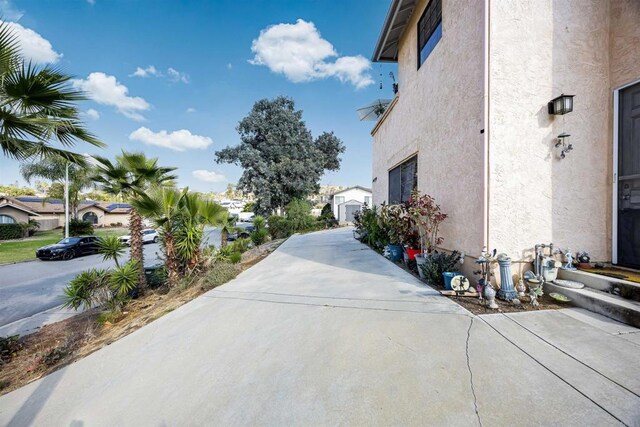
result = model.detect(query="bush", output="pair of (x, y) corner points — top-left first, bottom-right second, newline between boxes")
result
(0, 335), (22, 366)
(286, 198), (314, 232)
(0, 223), (24, 240)
(230, 237), (251, 254)
(267, 215), (292, 239)
(317, 203), (338, 229)
(251, 228), (269, 246)
(68, 219), (93, 236)
(242, 202), (255, 213)
(202, 262), (241, 290)
(21, 219), (40, 237)
(419, 251), (461, 287)
(228, 252), (242, 264)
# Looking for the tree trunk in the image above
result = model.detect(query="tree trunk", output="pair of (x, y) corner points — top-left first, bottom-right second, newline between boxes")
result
(164, 231), (180, 287)
(129, 209), (146, 290)
(221, 230), (228, 248)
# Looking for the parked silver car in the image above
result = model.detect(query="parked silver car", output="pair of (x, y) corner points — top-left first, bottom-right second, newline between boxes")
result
(119, 229), (159, 245)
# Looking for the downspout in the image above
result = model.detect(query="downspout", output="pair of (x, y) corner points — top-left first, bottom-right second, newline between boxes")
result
(482, 0), (491, 250)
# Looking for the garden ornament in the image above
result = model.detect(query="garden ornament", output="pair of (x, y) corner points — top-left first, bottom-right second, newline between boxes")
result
(516, 278), (526, 298)
(483, 282), (499, 309)
(561, 248), (576, 270)
(528, 280), (543, 307)
(496, 253), (520, 302)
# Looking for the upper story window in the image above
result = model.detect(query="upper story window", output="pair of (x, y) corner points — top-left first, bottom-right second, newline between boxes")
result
(417, 0), (442, 68)
(389, 156), (417, 204)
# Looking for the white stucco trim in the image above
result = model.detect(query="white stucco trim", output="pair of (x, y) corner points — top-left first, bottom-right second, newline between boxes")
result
(612, 76), (640, 265)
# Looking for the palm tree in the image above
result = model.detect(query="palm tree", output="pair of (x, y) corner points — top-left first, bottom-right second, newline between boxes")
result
(133, 188), (226, 284)
(20, 155), (94, 218)
(93, 152), (176, 290)
(0, 20), (103, 162)
(218, 214), (237, 248)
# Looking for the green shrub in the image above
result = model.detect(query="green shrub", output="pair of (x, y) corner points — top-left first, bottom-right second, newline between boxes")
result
(230, 237), (251, 254)
(317, 203), (338, 228)
(68, 219), (93, 236)
(286, 198), (313, 232)
(242, 202), (254, 213)
(0, 335), (22, 366)
(228, 252), (242, 264)
(251, 228), (269, 246)
(419, 251), (461, 287)
(267, 215), (292, 239)
(0, 223), (24, 240)
(202, 262), (241, 290)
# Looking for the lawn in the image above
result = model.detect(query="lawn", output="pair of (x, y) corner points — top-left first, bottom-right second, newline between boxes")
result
(0, 228), (128, 265)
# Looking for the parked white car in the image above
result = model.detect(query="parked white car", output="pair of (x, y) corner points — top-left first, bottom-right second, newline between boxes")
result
(119, 229), (159, 245)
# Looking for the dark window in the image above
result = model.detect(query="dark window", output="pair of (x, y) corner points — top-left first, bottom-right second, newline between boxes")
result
(388, 156), (417, 204)
(418, 0), (442, 68)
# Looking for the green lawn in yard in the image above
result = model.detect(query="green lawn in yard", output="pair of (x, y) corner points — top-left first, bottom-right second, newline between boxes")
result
(0, 228), (128, 265)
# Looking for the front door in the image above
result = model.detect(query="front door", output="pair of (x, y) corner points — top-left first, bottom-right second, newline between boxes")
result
(618, 82), (640, 268)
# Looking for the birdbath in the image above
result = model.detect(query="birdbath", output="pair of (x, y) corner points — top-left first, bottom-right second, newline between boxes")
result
(497, 254), (519, 302)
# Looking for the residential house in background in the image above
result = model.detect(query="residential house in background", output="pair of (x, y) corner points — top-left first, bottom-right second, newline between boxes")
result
(330, 186), (372, 224)
(0, 196), (132, 230)
(371, 0), (640, 270)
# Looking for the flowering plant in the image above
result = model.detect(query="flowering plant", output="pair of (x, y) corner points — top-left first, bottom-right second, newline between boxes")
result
(407, 191), (447, 253)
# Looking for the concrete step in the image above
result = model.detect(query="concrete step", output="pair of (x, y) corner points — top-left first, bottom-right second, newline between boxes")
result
(545, 282), (640, 328)
(558, 269), (640, 302)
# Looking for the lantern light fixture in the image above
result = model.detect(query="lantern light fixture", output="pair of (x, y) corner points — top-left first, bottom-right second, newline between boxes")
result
(548, 94), (575, 115)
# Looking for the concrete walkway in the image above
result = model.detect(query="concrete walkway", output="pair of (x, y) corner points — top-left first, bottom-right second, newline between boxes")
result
(1, 228), (639, 426)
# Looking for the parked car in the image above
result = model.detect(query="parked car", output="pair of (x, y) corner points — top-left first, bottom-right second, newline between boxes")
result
(119, 229), (159, 245)
(227, 230), (251, 242)
(36, 236), (100, 261)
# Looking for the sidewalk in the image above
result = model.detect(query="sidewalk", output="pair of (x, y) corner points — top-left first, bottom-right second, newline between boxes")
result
(0, 228), (638, 426)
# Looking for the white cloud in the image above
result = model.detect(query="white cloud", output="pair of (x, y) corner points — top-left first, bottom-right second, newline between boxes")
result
(7, 22), (61, 64)
(73, 72), (150, 121)
(0, 0), (23, 20)
(227, 63), (232, 70)
(87, 0), (95, 4)
(167, 67), (189, 83)
(85, 109), (100, 120)
(131, 65), (161, 78)
(192, 170), (227, 183)
(129, 127), (212, 151)
(250, 19), (373, 89)
(130, 65), (189, 83)
(186, 107), (196, 113)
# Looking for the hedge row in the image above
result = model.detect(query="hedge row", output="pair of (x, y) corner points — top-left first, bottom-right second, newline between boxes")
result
(0, 223), (24, 240)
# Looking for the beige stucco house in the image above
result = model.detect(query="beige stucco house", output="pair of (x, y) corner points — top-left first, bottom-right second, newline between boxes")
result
(371, 0), (640, 271)
(0, 196), (132, 230)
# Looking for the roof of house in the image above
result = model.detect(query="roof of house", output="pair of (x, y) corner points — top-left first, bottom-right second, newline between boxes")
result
(372, 0), (417, 62)
(330, 186), (372, 197)
(4, 196), (133, 215)
(0, 197), (40, 216)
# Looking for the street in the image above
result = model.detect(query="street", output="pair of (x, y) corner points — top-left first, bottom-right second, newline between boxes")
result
(0, 227), (223, 335)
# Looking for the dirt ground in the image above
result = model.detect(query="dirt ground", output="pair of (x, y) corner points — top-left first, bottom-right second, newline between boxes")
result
(396, 262), (569, 314)
(0, 239), (285, 396)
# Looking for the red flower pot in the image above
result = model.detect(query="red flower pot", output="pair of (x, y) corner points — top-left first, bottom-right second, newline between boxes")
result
(406, 248), (421, 260)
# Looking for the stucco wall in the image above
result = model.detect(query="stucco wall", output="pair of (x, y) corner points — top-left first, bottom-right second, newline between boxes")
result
(372, 0), (485, 256)
(0, 206), (29, 224)
(610, 0), (640, 90)
(488, 0), (613, 262)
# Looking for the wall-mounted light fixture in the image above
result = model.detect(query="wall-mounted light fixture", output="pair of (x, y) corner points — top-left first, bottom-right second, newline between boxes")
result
(548, 94), (575, 115)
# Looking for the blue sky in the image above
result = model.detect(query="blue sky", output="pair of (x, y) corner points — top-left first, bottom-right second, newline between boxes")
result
(0, 0), (396, 193)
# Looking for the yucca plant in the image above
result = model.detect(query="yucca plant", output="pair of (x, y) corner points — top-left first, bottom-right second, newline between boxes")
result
(96, 235), (126, 268)
(62, 268), (111, 310)
(109, 261), (139, 302)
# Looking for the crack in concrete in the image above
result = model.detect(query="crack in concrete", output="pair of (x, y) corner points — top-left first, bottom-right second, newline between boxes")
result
(387, 336), (416, 353)
(465, 317), (482, 427)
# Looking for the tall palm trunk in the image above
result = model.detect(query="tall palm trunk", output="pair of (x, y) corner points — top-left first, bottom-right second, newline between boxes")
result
(221, 230), (228, 248)
(164, 230), (180, 287)
(129, 209), (146, 290)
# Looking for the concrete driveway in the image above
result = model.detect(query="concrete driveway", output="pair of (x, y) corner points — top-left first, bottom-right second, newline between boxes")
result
(0, 227), (222, 336)
(1, 228), (639, 426)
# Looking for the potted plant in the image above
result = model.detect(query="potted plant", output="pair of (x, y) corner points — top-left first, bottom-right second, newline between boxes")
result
(379, 204), (405, 262)
(408, 191), (448, 279)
